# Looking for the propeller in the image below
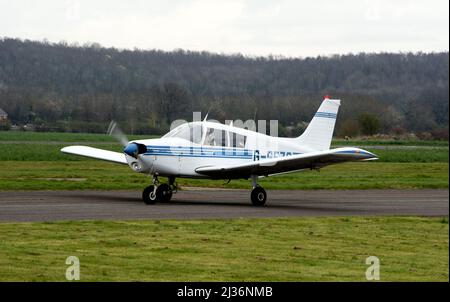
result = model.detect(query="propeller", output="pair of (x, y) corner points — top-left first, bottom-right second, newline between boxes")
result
(107, 121), (129, 147)
(107, 121), (146, 159)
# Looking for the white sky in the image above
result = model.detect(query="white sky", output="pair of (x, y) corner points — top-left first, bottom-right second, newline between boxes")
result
(0, 0), (448, 57)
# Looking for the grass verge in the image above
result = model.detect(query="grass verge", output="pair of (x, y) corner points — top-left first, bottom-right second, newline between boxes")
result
(0, 161), (447, 190)
(0, 217), (447, 281)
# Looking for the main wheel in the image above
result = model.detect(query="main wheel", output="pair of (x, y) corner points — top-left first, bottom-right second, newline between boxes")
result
(251, 186), (267, 206)
(156, 183), (173, 202)
(143, 185), (158, 204)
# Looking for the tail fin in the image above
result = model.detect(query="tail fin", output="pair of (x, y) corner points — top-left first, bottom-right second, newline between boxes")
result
(295, 96), (341, 151)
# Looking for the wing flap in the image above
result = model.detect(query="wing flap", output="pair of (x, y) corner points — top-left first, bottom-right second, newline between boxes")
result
(61, 146), (127, 164)
(195, 147), (377, 178)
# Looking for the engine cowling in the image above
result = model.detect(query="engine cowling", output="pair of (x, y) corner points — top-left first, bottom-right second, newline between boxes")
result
(124, 142), (151, 173)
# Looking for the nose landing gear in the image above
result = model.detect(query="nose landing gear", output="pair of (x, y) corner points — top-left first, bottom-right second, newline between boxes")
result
(142, 175), (176, 204)
(142, 185), (158, 204)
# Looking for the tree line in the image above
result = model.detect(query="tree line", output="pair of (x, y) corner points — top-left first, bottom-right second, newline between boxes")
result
(0, 38), (448, 138)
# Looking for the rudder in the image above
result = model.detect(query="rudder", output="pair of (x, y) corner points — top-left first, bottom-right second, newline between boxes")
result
(295, 96), (341, 151)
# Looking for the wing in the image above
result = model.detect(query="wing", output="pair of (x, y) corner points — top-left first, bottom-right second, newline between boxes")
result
(195, 147), (377, 179)
(61, 146), (127, 164)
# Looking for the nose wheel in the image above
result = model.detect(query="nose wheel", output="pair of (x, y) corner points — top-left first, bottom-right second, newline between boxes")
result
(142, 176), (175, 204)
(142, 185), (158, 204)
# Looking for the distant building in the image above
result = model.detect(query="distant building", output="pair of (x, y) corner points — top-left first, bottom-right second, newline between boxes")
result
(0, 108), (8, 121)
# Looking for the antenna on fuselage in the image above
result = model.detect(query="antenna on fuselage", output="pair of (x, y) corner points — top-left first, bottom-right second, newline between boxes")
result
(200, 106), (212, 145)
(204, 104), (213, 122)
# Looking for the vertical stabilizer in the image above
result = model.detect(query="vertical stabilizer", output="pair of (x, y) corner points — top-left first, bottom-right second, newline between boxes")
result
(295, 96), (341, 151)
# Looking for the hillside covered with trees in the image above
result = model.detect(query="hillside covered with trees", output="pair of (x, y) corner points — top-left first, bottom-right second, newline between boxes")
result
(0, 38), (448, 138)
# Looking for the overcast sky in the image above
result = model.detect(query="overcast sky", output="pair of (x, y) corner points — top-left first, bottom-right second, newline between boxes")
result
(0, 0), (448, 57)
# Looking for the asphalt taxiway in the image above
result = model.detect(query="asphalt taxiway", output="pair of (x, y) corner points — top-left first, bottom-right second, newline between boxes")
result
(0, 189), (447, 222)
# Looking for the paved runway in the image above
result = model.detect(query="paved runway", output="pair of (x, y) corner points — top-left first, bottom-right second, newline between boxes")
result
(0, 189), (448, 222)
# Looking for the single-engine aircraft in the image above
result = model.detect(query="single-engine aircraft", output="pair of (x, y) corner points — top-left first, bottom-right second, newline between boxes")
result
(61, 96), (378, 206)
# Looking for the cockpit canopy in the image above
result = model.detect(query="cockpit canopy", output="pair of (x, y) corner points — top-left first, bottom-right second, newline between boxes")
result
(163, 123), (203, 144)
(163, 122), (247, 148)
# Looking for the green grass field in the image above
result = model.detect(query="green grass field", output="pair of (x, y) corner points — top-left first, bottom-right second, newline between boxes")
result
(0, 131), (152, 142)
(1, 131), (447, 146)
(0, 131), (448, 190)
(1, 161), (446, 190)
(332, 138), (449, 147)
(0, 217), (447, 281)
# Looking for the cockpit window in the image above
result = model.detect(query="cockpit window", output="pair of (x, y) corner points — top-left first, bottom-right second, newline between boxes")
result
(204, 128), (227, 147)
(230, 132), (246, 148)
(164, 123), (246, 148)
(163, 123), (203, 144)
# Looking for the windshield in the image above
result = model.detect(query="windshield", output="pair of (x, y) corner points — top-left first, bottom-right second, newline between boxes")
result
(163, 123), (203, 144)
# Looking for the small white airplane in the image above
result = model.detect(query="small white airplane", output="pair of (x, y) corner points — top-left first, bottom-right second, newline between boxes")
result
(61, 96), (377, 206)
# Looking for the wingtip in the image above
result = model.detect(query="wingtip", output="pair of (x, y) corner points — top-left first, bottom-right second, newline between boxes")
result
(60, 145), (83, 153)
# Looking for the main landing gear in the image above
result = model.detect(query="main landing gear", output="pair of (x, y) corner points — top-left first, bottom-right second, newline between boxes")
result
(250, 175), (267, 206)
(142, 175), (176, 204)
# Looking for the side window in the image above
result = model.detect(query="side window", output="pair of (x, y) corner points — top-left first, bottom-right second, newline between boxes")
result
(204, 128), (215, 146)
(204, 128), (227, 147)
(230, 132), (246, 148)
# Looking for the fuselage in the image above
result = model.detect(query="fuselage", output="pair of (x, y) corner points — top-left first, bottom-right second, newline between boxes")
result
(126, 121), (316, 178)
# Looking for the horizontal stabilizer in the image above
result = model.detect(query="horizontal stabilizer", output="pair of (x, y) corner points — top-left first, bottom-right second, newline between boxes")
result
(61, 146), (127, 164)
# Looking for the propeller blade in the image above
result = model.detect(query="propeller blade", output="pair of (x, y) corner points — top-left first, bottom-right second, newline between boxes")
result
(107, 120), (129, 146)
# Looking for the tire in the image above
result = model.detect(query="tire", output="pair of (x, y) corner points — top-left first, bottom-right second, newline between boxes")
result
(142, 185), (158, 204)
(156, 183), (172, 202)
(251, 186), (267, 206)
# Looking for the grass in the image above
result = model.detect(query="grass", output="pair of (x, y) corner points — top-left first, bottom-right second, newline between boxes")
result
(0, 131), (152, 142)
(0, 143), (121, 161)
(360, 147), (448, 163)
(0, 216), (447, 281)
(333, 139), (449, 147)
(1, 131), (447, 146)
(0, 161), (447, 190)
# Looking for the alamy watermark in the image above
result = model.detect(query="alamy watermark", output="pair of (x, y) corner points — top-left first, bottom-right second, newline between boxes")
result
(65, 256), (80, 281)
(170, 111), (279, 137)
(65, 0), (81, 21)
(365, 256), (380, 281)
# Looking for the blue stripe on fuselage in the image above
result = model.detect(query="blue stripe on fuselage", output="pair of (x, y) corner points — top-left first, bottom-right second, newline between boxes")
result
(144, 145), (301, 159)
